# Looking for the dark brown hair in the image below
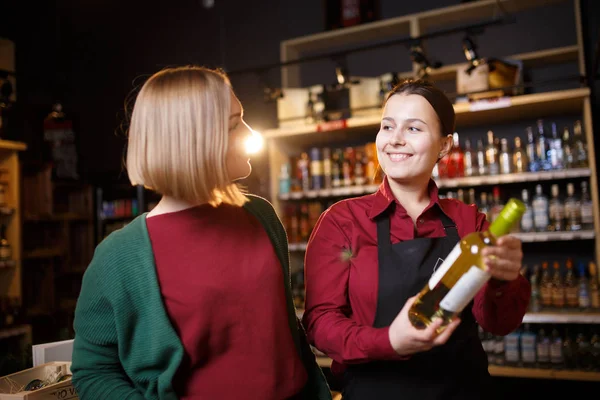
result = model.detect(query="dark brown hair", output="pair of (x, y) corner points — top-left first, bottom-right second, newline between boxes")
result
(385, 79), (455, 137)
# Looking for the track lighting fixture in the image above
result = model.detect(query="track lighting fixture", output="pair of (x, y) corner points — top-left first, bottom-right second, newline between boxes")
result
(410, 43), (442, 79)
(462, 35), (484, 75)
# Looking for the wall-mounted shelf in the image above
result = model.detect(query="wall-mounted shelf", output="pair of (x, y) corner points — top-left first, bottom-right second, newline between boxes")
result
(522, 310), (600, 324)
(313, 356), (600, 381)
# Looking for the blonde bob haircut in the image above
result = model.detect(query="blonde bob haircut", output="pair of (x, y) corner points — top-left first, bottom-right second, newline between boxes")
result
(126, 66), (247, 207)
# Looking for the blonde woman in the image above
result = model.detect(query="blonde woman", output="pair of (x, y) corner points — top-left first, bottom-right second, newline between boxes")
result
(71, 66), (331, 400)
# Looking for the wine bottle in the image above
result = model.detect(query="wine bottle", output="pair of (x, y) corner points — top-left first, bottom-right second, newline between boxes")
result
(408, 198), (526, 330)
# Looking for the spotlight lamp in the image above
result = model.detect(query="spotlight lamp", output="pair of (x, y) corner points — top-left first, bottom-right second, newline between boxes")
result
(410, 43), (442, 79)
(462, 36), (484, 75)
(263, 87), (284, 103)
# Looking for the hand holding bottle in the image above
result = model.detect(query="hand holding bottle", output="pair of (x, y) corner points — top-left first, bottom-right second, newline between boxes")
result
(388, 295), (461, 357)
(481, 235), (523, 282)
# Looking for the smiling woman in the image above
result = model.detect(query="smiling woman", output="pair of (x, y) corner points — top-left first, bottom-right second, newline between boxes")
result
(302, 79), (531, 400)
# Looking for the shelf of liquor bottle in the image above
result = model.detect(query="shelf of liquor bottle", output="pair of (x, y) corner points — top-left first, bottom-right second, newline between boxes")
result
(0, 324), (31, 341)
(24, 212), (93, 222)
(513, 230), (595, 242)
(278, 168), (592, 201)
(0, 140), (27, 152)
(264, 88), (590, 142)
(288, 231), (594, 252)
(23, 247), (66, 260)
(435, 168), (591, 188)
(488, 365), (600, 381)
(522, 310), (600, 324)
(0, 259), (16, 268)
(312, 356), (600, 381)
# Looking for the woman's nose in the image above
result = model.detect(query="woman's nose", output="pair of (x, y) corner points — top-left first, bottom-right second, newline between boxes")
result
(390, 129), (406, 146)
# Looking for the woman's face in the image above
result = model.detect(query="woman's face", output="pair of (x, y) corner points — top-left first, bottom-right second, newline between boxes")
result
(376, 93), (451, 184)
(226, 92), (252, 181)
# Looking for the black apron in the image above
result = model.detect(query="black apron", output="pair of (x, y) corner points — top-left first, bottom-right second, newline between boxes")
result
(342, 208), (491, 400)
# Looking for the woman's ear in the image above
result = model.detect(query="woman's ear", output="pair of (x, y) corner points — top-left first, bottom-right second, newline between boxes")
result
(438, 134), (453, 160)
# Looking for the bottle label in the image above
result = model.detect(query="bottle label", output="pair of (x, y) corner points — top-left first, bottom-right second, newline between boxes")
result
(537, 343), (550, 362)
(521, 208), (534, 231)
(520, 334), (536, 363)
(581, 204), (593, 224)
(439, 266), (491, 313)
(428, 243), (462, 289)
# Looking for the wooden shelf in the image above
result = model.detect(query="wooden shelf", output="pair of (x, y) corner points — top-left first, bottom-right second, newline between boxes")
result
(264, 88), (590, 145)
(0, 325), (31, 340)
(417, 0), (566, 32)
(24, 212), (92, 222)
(454, 87), (590, 128)
(523, 310), (600, 324)
(289, 231), (594, 252)
(314, 357), (600, 381)
(279, 168), (591, 201)
(23, 247), (65, 260)
(282, 0), (566, 54)
(428, 45), (579, 81)
(514, 230), (595, 242)
(435, 168), (591, 188)
(488, 365), (600, 381)
(0, 140), (27, 152)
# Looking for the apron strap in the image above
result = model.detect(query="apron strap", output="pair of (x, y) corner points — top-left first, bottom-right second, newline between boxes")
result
(438, 209), (460, 242)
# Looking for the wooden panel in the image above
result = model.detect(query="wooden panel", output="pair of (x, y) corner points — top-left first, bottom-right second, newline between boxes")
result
(418, 0), (566, 32)
(428, 45), (580, 81)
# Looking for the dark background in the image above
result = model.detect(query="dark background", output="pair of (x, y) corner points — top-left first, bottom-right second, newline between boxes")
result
(1, 0), (600, 395)
(1, 0), (599, 188)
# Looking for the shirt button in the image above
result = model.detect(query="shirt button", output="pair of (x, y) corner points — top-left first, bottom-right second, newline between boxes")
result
(418, 219), (425, 224)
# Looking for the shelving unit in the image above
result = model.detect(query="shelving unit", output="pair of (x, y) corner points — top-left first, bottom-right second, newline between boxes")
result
(265, 0), (600, 383)
(0, 139), (29, 374)
(313, 356), (600, 381)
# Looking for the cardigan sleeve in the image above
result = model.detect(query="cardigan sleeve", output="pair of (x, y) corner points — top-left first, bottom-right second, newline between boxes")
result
(71, 259), (145, 400)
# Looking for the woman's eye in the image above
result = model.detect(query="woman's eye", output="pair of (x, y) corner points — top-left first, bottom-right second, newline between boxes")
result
(382, 125), (393, 131)
(408, 126), (420, 132)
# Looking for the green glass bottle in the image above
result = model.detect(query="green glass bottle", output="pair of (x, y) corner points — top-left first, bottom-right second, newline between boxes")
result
(409, 198), (526, 330)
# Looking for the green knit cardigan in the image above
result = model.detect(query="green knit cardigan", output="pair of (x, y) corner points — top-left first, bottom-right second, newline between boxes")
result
(71, 194), (331, 400)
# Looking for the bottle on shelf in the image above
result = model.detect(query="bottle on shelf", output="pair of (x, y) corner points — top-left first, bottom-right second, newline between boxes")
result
(572, 120), (588, 168)
(551, 261), (565, 308)
(532, 184), (549, 232)
(485, 130), (499, 176)
(564, 182), (581, 231)
(549, 184), (565, 232)
(549, 122), (564, 170)
(540, 261), (553, 308)
(550, 327), (564, 369)
(408, 198), (526, 330)
(322, 147), (333, 189)
(512, 136), (528, 173)
(580, 181), (594, 230)
(526, 126), (540, 172)
(536, 327), (551, 369)
(463, 138), (476, 177)
(520, 189), (534, 233)
(564, 258), (578, 308)
(577, 261), (591, 310)
(0, 225), (11, 261)
(499, 138), (512, 175)
(529, 264), (541, 312)
(447, 132), (464, 178)
(476, 138), (487, 176)
(279, 163), (291, 195)
(310, 147), (324, 190)
(562, 126), (574, 169)
(536, 119), (552, 171)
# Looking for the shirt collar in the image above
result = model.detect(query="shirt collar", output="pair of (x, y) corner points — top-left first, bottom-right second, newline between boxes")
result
(368, 176), (441, 220)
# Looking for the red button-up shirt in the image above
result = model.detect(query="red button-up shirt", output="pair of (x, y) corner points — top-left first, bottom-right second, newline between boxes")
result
(302, 177), (531, 375)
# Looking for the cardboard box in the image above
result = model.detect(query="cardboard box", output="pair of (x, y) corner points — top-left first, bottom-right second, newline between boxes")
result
(0, 362), (78, 400)
(457, 59), (523, 100)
